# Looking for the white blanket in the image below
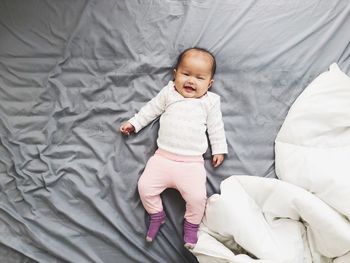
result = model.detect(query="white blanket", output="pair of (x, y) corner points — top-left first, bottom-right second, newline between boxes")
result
(192, 64), (350, 263)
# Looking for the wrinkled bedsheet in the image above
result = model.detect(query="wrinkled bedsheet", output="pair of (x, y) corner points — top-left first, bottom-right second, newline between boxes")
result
(192, 64), (350, 262)
(1, 0), (350, 262)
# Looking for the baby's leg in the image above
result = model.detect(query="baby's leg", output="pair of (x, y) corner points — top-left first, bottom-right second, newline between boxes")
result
(174, 162), (207, 248)
(175, 162), (207, 224)
(137, 154), (172, 241)
(138, 154), (171, 213)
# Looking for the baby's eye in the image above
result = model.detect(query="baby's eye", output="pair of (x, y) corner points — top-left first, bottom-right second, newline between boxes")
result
(182, 72), (189, 76)
(197, 76), (205, 80)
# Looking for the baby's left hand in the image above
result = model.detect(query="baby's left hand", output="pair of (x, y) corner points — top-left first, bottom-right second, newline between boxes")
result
(212, 154), (224, 168)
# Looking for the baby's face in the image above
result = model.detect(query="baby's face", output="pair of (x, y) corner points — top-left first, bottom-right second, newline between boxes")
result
(173, 50), (214, 98)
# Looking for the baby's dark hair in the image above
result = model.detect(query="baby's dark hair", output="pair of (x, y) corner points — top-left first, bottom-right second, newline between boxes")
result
(175, 47), (216, 78)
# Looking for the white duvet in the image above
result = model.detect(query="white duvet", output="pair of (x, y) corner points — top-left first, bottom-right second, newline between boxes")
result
(192, 64), (350, 263)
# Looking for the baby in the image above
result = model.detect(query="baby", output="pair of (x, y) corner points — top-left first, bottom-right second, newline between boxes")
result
(120, 47), (228, 249)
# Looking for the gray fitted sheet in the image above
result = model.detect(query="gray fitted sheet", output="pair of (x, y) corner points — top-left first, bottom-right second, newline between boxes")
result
(0, 0), (349, 262)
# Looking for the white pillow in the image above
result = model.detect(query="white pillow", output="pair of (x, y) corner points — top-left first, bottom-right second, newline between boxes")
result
(275, 63), (350, 219)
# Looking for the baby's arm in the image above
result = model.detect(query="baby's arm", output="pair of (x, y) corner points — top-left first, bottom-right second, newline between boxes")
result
(121, 85), (168, 134)
(207, 97), (228, 167)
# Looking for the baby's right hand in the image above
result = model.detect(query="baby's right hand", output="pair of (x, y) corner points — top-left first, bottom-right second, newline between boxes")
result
(120, 122), (135, 135)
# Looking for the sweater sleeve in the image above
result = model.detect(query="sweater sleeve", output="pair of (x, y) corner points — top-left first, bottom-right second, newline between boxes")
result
(128, 85), (168, 133)
(207, 97), (228, 155)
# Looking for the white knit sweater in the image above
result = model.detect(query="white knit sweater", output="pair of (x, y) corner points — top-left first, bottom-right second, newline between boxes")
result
(129, 81), (228, 156)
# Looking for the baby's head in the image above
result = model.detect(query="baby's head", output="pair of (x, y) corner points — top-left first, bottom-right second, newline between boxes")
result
(173, 47), (216, 98)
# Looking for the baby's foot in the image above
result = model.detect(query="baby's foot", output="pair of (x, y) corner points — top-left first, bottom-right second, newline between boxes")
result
(183, 219), (199, 249)
(184, 242), (196, 250)
(146, 211), (166, 242)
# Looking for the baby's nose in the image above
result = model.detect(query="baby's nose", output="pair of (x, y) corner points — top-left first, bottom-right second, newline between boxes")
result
(187, 76), (195, 83)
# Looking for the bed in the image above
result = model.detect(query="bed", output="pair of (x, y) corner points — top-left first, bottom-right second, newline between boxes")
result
(0, 0), (349, 262)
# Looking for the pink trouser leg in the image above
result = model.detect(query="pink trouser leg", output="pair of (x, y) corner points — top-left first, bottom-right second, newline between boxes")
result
(137, 155), (169, 214)
(174, 162), (207, 224)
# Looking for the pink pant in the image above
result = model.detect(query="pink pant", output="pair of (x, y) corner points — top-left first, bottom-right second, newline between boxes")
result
(138, 149), (207, 224)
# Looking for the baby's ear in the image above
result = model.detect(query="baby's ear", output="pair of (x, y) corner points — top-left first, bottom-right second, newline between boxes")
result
(173, 69), (177, 80)
(208, 79), (214, 89)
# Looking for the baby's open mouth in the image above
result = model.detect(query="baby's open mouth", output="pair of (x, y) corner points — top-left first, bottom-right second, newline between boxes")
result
(184, 86), (195, 92)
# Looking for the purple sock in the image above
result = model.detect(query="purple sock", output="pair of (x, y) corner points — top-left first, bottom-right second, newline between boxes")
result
(183, 219), (199, 246)
(146, 211), (166, 242)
